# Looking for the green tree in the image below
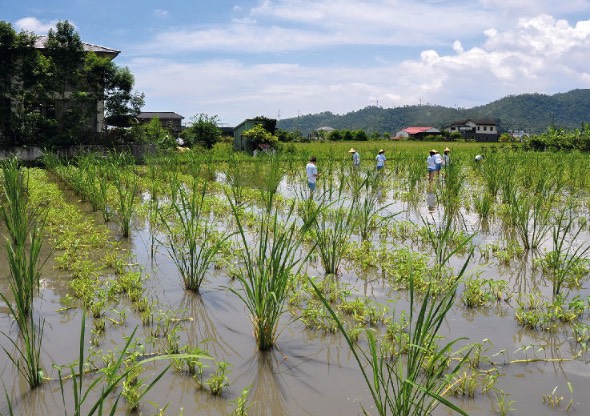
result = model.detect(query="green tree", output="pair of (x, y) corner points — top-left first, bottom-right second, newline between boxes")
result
(328, 130), (343, 141)
(354, 129), (368, 141)
(0, 22), (46, 145)
(343, 130), (354, 141)
(0, 20), (144, 146)
(242, 124), (278, 149)
(185, 113), (221, 149)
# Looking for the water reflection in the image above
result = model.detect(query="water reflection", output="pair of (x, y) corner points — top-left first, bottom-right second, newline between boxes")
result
(243, 352), (289, 416)
(426, 191), (437, 214)
(179, 292), (240, 358)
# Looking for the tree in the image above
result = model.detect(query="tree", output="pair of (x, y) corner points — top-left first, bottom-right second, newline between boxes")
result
(0, 20), (144, 146)
(242, 124), (278, 149)
(0, 21), (45, 145)
(185, 113), (221, 149)
(328, 130), (343, 141)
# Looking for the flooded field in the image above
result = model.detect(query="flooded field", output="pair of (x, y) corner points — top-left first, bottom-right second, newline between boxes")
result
(1, 144), (590, 415)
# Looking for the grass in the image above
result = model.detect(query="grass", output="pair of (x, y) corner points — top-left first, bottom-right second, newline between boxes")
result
(0, 159), (46, 319)
(308, 211), (475, 415)
(160, 177), (232, 292)
(227, 195), (315, 350)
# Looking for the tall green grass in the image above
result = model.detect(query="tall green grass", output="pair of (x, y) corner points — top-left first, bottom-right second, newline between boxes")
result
(0, 160), (47, 388)
(353, 171), (397, 241)
(0, 159), (46, 319)
(308, 226), (474, 415)
(546, 205), (590, 297)
(161, 178), (231, 292)
(313, 196), (359, 275)
(113, 168), (138, 238)
(227, 196), (314, 350)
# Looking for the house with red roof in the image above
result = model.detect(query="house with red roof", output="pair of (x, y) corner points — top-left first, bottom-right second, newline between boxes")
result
(393, 126), (441, 140)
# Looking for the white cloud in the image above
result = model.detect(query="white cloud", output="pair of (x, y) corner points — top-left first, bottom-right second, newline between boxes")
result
(14, 17), (60, 34)
(127, 3), (590, 125)
(154, 9), (169, 18)
(139, 0), (510, 55)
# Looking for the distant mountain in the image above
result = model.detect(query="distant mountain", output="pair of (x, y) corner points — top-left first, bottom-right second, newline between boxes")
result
(276, 89), (590, 135)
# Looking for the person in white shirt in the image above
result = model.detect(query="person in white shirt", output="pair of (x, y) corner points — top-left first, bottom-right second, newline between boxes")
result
(306, 156), (319, 197)
(375, 149), (386, 171)
(348, 148), (360, 168)
(427, 150), (437, 182)
(433, 150), (443, 180)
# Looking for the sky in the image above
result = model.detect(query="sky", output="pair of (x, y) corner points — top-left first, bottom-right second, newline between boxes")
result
(4, 0), (590, 127)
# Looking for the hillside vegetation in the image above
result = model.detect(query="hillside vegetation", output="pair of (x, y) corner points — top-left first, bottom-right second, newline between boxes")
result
(277, 89), (590, 135)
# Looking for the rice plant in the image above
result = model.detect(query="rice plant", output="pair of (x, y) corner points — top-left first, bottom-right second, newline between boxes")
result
(160, 178), (231, 292)
(0, 159), (46, 319)
(508, 182), (556, 250)
(1, 315), (45, 389)
(353, 171), (398, 242)
(545, 206), (590, 297)
(226, 195), (315, 350)
(259, 154), (284, 213)
(308, 227), (474, 416)
(309, 274), (471, 415)
(113, 168), (138, 238)
(313, 195), (359, 276)
(54, 313), (209, 416)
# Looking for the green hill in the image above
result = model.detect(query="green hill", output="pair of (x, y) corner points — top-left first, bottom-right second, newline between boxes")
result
(276, 89), (590, 135)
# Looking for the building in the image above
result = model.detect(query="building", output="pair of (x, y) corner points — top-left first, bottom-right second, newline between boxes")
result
(34, 35), (120, 134)
(136, 112), (184, 134)
(233, 118), (277, 152)
(394, 126), (441, 140)
(444, 119), (499, 142)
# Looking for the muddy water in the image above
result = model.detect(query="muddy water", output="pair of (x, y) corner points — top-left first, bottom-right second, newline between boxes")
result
(2, 172), (590, 416)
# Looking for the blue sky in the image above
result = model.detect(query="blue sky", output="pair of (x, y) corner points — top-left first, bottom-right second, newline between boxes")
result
(5, 0), (590, 127)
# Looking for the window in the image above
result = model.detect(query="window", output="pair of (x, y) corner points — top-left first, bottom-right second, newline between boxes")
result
(483, 126), (487, 131)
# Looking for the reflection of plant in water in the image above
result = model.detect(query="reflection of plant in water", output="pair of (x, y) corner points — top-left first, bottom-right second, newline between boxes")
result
(573, 323), (590, 351)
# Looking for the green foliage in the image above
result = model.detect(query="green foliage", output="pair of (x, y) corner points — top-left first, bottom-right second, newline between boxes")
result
(185, 113), (222, 149)
(0, 20), (143, 146)
(242, 124), (278, 149)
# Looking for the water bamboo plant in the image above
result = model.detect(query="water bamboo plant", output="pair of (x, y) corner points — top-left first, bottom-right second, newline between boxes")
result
(0, 159), (46, 319)
(308, 231), (474, 416)
(226, 195), (315, 350)
(160, 178), (232, 292)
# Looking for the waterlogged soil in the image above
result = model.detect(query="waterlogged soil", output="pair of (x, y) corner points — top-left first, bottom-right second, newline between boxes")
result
(2, 170), (590, 416)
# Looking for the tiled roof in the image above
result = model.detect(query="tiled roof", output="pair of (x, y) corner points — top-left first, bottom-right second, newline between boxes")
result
(404, 126), (435, 134)
(34, 35), (119, 56)
(137, 112), (184, 120)
(448, 119), (497, 126)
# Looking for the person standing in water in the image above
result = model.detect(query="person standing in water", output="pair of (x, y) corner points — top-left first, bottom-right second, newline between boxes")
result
(348, 148), (360, 168)
(306, 156), (319, 198)
(375, 149), (386, 171)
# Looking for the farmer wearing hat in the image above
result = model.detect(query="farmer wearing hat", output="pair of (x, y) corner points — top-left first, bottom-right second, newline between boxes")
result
(443, 147), (451, 166)
(348, 148), (360, 167)
(375, 149), (386, 171)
